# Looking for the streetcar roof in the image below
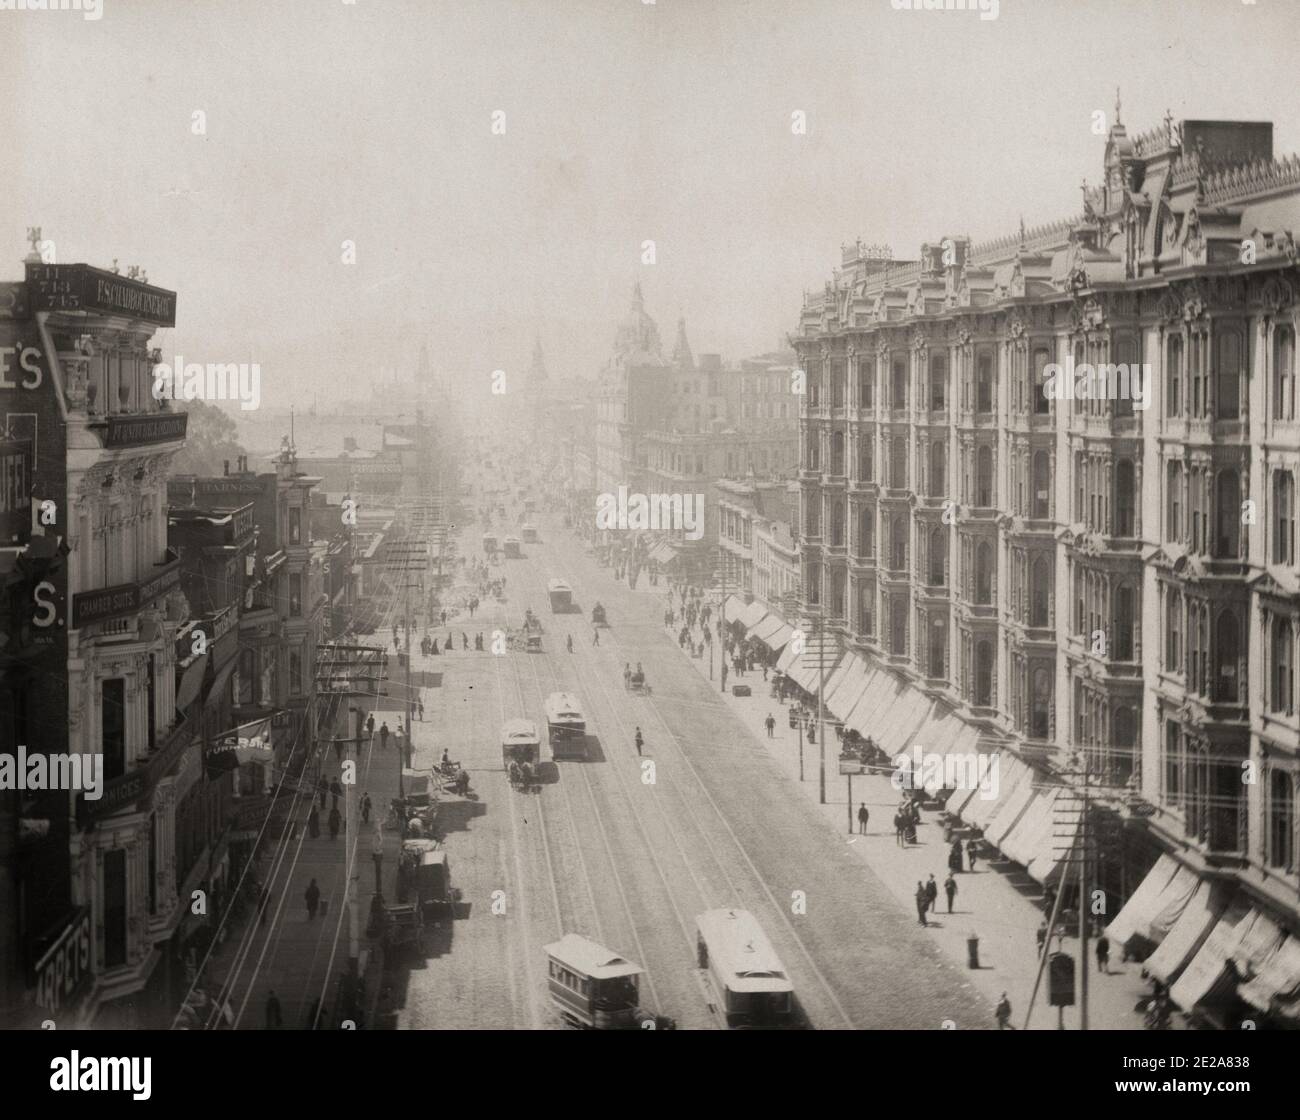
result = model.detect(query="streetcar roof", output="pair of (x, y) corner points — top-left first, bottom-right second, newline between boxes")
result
(547, 579), (572, 592)
(696, 909), (792, 993)
(545, 692), (583, 720)
(501, 718), (540, 743)
(544, 934), (643, 981)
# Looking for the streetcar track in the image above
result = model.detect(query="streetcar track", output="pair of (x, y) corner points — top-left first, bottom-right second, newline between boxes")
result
(543, 529), (858, 1029)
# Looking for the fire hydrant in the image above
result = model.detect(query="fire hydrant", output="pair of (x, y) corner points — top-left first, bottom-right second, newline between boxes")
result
(967, 933), (980, 970)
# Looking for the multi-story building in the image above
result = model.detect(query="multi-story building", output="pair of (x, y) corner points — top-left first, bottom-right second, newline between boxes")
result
(593, 284), (799, 579)
(1, 252), (189, 1027)
(796, 112), (1300, 1020)
(716, 477), (800, 609)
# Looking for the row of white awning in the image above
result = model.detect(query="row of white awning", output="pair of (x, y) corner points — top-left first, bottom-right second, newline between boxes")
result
(730, 600), (1073, 887)
(1105, 853), (1300, 1023)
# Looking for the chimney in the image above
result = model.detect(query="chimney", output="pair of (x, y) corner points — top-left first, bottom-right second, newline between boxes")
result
(223, 460), (230, 476)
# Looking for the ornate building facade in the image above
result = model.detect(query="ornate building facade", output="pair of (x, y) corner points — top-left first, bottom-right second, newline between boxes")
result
(795, 113), (1300, 980)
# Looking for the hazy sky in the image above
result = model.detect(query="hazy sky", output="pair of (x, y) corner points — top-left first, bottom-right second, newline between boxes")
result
(3, 0), (1298, 411)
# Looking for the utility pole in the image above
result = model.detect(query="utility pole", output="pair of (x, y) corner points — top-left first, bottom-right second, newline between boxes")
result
(1079, 751), (1090, 1031)
(817, 605), (826, 805)
(337, 704), (363, 1026)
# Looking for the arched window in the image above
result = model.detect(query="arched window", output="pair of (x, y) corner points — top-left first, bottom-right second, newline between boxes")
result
(930, 439), (946, 498)
(1166, 587), (1183, 672)
(1214, 608), (1240, 703)
(974, 640), (993, 706)
(976, 354), (993, 413)
(857, 358), (875, 408)
(1274, 471), (1295, 566)
(929, 616), (947, 677)
(1215, 468), (1240, 558)
(1114, 584), (1135, 661)
(1269, 770), (1295, 870)
(1030, 667), (1051, 739)
(1275, 324), (1295, 421)
(892, 358), (908, 410)
(831, 430), (845, 476)
(1272, 618), (1294, 715)
(890, 515), (907, 571)
(858, 437), (873, 482)
(1113, 707), (1136, 786)
(1032, 451), (1050, 519)
(1030, 555), (1049, 627)
(1115, 459), (1135, 537)
(1033, 347), (1051, 415)
(930, 354), (946, 411)
(929, 526), (946, 587)
(1166, 334), (1183, 417)
(1166, 460), (1183, 543)
(976, 445), (993, 507)
(890, 595), (907, 656)
(831, 500), (844, 547)
(975, 541), (992, 604)
(858, 507), (874, 557)
(1216, 329), (1242, 420)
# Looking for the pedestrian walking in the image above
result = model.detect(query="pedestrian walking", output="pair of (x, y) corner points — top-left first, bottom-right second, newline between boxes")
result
(1036, 920), (1048, 955)
(1096, 933), (1110, 974)
(462, 631), (469, 650)
(418, 699), (425, 721)
(943, 872), (957, 913)
(765, 713), (776, 738)
(305, 878), (321, 919)
(593, 628), (600, 646)
(328, 805), (341, 840)
(894, 812), (905, 846)
(380, 722), (390, 750)
(857, 803), (869, 834)
(1042, 883), (1057, 918)
(361, 791), (371, 824)
(634, 727), (644, 756)
(330, 778), (342, 811)
(995, 993), (1012, 1030)
(307, 804), (320, 839)
(915, 882), (929, 927)
(366, 714), (375, 737)
(624, 663), (632, 690)
(265, 989), (283, 1029)
(925, 874), (938, 913)
(949, 838), (963, 873)
(317, 775), (328, 809)
(566, 634), (574, 653)
(440, 610), (447, 627)
(966, 837), (978, 871)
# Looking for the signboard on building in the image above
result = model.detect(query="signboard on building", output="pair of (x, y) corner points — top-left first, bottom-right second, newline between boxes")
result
(71, 555), (180, 628)
(102, 412), (188, 448)
(32, 906), (92, 1016)
(0, 436), (32, 546)
(25, 264), (177, 328)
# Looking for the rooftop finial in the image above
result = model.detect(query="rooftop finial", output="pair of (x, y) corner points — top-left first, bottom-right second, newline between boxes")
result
(1114, 87), (1122, 127)
(1018, 214), (1026, 248)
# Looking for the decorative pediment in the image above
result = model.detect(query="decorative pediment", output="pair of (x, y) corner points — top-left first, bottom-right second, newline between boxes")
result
(1260, 276), (1296, 314)
(1156, 288), (1182, 324)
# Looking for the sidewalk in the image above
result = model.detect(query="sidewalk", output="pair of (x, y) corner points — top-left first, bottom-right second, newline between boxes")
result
(206, 708), (407, 1030)
(629, 576), (1155, 1029)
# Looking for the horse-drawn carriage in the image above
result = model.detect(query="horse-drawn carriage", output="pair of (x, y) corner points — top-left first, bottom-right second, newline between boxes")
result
(503, 719), (541, 792)
(591, 602), (608, 627)
(627, 666), (651, 695)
